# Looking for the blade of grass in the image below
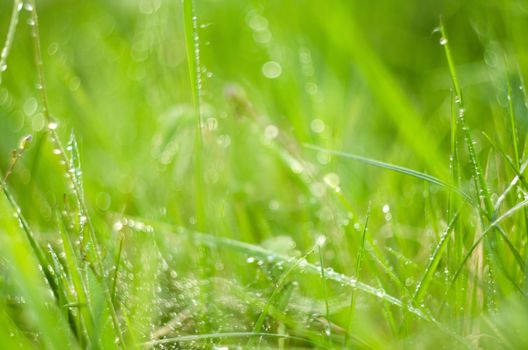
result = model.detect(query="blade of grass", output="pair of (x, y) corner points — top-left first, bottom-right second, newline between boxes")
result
(345, 206), (369, 348)
(27, 2), (125, 345)
(145, 332), (325, 348)
(304, 143), (471, 202)
(440, 19), (503, 313)
(317, 241), (331, 341)
(182, 0), (206, 230)
(412, 212), (459, 306)
(444, 198), (528, 298)
(250, 239), (324, 339)
(58, 212), (96, 348)
(0, 185), (78, 349)
(0, 0), (22, 85)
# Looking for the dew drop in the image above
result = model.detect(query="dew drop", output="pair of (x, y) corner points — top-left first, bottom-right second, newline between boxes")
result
(316, 235), (326, 247)
(439, 37), (448, 45)
(264, 124), (279, 140)
(323, 172), (340, 190)
(268, 200), (280, 211)
(262, 61), (282, 79)
(310, 118), (326, 133)
(113, 221), (123, 231)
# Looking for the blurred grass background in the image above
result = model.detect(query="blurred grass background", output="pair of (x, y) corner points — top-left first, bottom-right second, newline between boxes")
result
(1, 0), (528, 348)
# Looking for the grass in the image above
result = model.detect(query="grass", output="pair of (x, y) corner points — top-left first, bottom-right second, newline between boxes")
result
(1, 0), (528, 349)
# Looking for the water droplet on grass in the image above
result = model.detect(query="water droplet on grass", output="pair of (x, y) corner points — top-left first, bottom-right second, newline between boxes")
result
(262, 61), (282, 79)
(310, 118), (325, 133)
(323, 172), (340, 190)
(316, 152), (331, 165)
(23, 97), (38, 116)
(439, 37), (448, 45)
(48, 121), (58, 130)
(316, 235), (326, 247)
(113, 221), (123, 231)
(264, 124), (279, 140)
(268, 200), (280, 211)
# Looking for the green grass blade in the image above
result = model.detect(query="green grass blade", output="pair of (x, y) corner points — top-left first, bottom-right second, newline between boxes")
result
(183, 0), (206, 230)
(0, 187), (78, 349)
(412, 212), (459, 305)
(58, 212), (96, 348)
(445, 198), (528, 295)
(345, 206), (370, 348)
(0, 0), (22, 85)
(145, 332), (325, 348)
(304, 143), (470, 201)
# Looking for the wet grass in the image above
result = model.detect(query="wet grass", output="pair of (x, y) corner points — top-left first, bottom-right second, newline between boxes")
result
(1, 0), (528, 349)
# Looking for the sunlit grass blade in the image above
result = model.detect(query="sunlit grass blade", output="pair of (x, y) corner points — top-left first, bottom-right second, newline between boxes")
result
(494, 157), (528, 211)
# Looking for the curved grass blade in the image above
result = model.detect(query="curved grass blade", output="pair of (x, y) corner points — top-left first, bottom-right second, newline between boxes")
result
(304, 144), (471, 202)
(177, 227), (474, 348)
(145, 332), (326, 348)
